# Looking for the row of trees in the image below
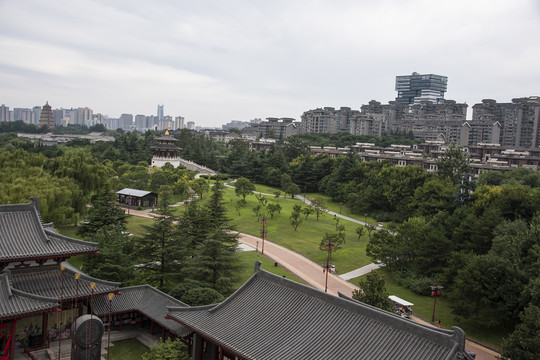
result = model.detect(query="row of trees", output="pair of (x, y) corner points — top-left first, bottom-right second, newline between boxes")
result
(82, 181), (239, 305)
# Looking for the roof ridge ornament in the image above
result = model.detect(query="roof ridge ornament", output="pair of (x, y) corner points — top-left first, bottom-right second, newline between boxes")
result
(165, 129), (169, 135)
(254, 261), (262, 273)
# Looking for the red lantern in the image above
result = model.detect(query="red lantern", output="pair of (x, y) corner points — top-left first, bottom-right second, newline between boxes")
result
(323, 269), (325, 273)
(432, 291), (435, 297)
(437, 290), (441, 296)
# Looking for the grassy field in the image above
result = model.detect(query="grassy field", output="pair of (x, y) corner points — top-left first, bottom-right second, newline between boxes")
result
(57, 184), (505, 347)
(106, 338), (149, 359)
(219, 186), (372, 274)
(233, 251), (308, 289)
(350, 269), (508, 348)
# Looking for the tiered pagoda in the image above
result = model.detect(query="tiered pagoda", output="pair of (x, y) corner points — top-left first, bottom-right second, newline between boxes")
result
(150, 130), (182, 168)
(38, 102), (54, 129)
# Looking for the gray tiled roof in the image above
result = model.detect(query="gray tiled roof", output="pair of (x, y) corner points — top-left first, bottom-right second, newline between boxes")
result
(92, 285), (190, 337)
(0, 272), (58, 320)
(116, 188), (156, 198)
(154, 134), (178, 142)
(149, 143), (181, 150)
(10, 263), (119, 301)
(0, 198), (98, 263)
(167, 263), (468, 360)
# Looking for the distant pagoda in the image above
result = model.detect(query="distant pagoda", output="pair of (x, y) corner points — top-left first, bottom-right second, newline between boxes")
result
(150, 129), (182, 168)
(38, 101), (54, 129)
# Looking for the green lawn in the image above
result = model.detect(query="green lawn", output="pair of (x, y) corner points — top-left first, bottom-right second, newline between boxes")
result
(350, 269), (508, 348)
(221, 187), (372, 274)
(234, 251), (309, 289)
(56, 186), (505, 348)
(106, 338), (149, 359)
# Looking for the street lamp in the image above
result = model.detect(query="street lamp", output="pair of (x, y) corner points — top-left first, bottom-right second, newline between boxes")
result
(339, 202), (343, 214)
(431, 280), (443, 322)
(322, 239), (335, 293)
(259, 216), (268, 254)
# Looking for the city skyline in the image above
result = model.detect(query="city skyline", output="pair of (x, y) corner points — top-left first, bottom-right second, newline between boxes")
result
(1, 0), (539, 128)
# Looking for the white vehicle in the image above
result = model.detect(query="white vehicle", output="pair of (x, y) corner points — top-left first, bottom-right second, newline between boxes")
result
(389, 295), (414, 318)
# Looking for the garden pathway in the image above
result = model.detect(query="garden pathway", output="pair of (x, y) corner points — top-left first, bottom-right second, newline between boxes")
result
(126, 201), (499, 360)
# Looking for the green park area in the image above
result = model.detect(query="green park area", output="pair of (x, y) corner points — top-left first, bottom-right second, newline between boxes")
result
(63, 182), (505, 348)
(4, 126), (538, 358)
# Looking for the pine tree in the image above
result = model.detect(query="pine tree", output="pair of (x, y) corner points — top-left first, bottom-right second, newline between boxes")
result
(183, 180), (239, 295)
(136, 186), (181, 290)
(78, 183), (129, 237)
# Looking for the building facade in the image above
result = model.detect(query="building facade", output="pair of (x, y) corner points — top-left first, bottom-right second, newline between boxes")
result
(150, 130), (182, 168)
(38, 102), (54, 129)
(472, 97), (540, 148)
(395, 72), (448, 105)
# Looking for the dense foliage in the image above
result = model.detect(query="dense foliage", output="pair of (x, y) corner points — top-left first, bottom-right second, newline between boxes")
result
(1, 128), (539, 347)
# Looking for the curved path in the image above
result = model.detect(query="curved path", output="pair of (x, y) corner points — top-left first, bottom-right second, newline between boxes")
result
(236, 232), (359, 296)
(125, 206), (499, 359)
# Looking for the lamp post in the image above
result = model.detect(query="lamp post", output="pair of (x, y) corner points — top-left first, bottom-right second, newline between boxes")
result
(107, 293), (115, 360)
(259, 216), (267, 254)
(88, 282), (96, 360)
(431, 280), (443, 322)
(322, 240), (335, 293)
(58, 264), (65, 360)
(339, 202), (343, 214)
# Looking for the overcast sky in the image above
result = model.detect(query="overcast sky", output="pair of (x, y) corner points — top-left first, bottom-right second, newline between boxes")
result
(1, 0), (539, 128)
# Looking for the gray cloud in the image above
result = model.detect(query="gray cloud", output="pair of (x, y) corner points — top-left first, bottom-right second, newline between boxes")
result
(0, 0), (539, 127)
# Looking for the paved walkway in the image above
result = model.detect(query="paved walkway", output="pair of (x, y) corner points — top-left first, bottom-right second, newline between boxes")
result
(236, 232), (359, 296)
(340, 262), (384, 280)
(125, 199), (500, 360)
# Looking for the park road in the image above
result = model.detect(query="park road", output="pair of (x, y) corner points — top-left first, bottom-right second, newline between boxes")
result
(125, 206), (500, 360)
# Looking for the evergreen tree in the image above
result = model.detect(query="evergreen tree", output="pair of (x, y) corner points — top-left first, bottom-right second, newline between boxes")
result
(136, 186), (181, 290)
(500, 304), (540, 360)
(83, 229), (136, 285)
(352, 272), (393, 312)
(183, 180), (239, 295)
(77, 183), (129, 237)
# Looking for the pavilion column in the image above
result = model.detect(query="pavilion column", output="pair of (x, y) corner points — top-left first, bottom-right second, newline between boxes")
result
(161, 328), (165, 341)
(9, 324), (15, 360)
(42, 313), (48, 347)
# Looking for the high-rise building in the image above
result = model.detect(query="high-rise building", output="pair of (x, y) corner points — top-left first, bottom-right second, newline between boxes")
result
(32, 106), (41, 126)
(70, 107), (93, 126)
(186, 121), (195, 130)
(472, 97), (540, 148)
(119, 113), (134, 130)
(0, 104), (9, 122)
(39, 102), (54, 129)
(395, 72), (448, 105)
(135, 114), (147, 130)
(175, 116), (185, 129)
(13, 108), (33, 123)
(157, 104), (164, 121)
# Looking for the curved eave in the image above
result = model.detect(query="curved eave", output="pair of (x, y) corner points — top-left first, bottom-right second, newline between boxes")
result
(165, 315), (243, 358)
(0, 250), (99, 264)
(1, 307), (58, 322)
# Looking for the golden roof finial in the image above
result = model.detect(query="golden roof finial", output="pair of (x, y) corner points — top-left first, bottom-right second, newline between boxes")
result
(165, 128), (169, 135)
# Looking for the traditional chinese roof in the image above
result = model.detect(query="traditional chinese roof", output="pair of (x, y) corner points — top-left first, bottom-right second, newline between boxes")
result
(0, 198), (98, 264)
(167, 262), (471, 360)
(93, 285), (190, 337)
(116, 188), (157, 198)
(154, 134), (178, 142)
(0, 272), (58, 320)
(10, 263), (119, 301)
